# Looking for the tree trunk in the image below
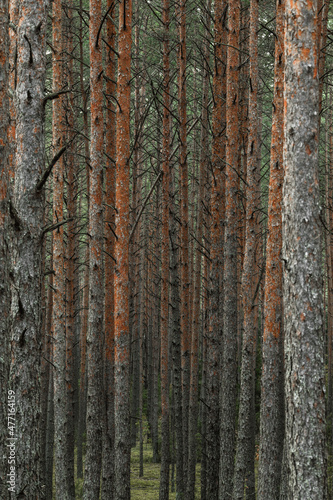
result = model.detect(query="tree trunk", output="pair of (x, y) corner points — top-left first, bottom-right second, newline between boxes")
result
(206, 0), (226, 496)
(64, 2), (76, 497)
(258, 0), (285, 498)
(0, 2), (10, 497)
(51, 0), (72, 496)
(77, 0), (90, 479)
(186, 3), (210, 495)
(9, 0), (49, 497)
(159, 0), (171, 493)
(170, 168), (184, 498)
(232, 0), (259, 498)
(83, 0), (105, 497)
(219, 0), (240, 497)
(114, 0), (133, 495)
(177, 0), (190, 480)
(102, 0), (116, 497)
(283, 0), (326, 496)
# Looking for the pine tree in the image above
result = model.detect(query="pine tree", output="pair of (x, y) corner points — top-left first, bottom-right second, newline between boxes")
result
(114, 0), (133, 495)
(283, 0), (326, 496)
(9, 0), (49, 496)
(258, 0), (285, 497)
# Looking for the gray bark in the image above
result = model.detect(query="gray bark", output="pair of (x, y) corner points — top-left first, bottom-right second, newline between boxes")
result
(0, 2), (10, 498)
(219, 0), (240, 497)
(170, 171), (184, 498)
(9, 1), (49, 497)
(283, 0), (326, 497)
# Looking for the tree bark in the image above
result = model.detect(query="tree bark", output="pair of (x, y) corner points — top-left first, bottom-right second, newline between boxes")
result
(114, 0), (133, 495)
(102, 0), (116, 497)
(206, 0), (226, 496)
(0, 2), (10, 497)
(232, 0), (259, 497)
(9, 0), (49, 497)
(283, 0), (326, 496)
(51, 1), (72, 496)
(177, 0), (190, 480)
(258, 0), (285, 498)
(219, 0), (240, 497)
(83, 0), (105, 497)
(159, 0), (171, 494)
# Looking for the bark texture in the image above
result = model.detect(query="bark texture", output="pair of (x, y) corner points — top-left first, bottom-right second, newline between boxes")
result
(206, 0), (226, 495)
(83, 0), (104, 497)
(114, 0), (132, 495)
(9, 0), (48, 497)
(0, 2), (10, 497)
(159, 0), (171, 494)
(283, 0), (326, 497)
(258, 0), (285, 497)
(219, 0), (240, 496)
(232, 0), (259, 497)
(102, 0), (116, 497)
(51, 1), (71, 497)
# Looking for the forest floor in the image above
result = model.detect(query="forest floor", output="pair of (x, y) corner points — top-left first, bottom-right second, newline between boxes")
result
(74, 440), (201, 499)
(131, 443), (201, 499)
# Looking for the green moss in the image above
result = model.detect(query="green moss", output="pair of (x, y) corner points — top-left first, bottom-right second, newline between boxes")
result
(130, 443), (201, 499)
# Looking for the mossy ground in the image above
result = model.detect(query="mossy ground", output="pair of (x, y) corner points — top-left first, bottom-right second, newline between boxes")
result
(131, 443), (201, 499)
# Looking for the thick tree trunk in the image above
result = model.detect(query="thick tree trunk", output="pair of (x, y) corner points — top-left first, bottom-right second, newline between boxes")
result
(258, 0), (285, 498)
(9, 1), (49, 497)
(114, 0), (133, 496)
(219, 0), (240, 497)
(283, 0), (326, 496)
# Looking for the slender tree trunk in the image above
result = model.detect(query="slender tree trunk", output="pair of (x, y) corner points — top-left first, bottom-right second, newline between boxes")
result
(206, 0), (226, 496)
(9, 1), (49, 497)
(283, 0), (326, 496)
(177, 0), (190, 479)
(138, 209), (146, 478)
(170, 168), (184, 498)
(114, 0), (133, 495)
(258, 0), (285, 498)
(51, 0), (71, 496)
(186, 4), (211, 495)
(102, 0), (116, 496)
(232, 0), (259, 497)
(77, 0), (90, 478)
(64, 3), (76, 497)
(219, 0), (240, 497)
(159, 0), (171, 493)
(45, 240), (54, 500)
(83, 0), (104, 497)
